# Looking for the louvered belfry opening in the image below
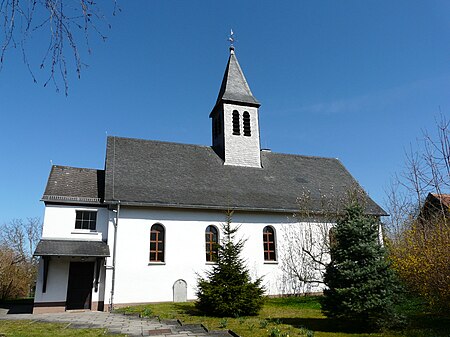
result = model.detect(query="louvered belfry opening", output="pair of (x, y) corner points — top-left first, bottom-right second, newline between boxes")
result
(243, 111), (251, 136)
(232, 110), (240, 135)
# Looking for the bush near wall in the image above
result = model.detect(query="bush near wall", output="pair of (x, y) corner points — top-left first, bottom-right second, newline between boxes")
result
(389, 220), (450, 312)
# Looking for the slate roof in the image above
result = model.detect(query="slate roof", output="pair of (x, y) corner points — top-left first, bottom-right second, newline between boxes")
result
(42, 165), (104, 204)
(34, 239), (110, 257)
(213, 48), (260, 111)
(104, 136), (386, 215)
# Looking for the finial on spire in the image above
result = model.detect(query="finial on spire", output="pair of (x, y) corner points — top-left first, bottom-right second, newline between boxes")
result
(228, 29), (235, 52)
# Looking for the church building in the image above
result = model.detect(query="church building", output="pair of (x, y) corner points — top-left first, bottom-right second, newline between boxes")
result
(32, 46), (385, 313)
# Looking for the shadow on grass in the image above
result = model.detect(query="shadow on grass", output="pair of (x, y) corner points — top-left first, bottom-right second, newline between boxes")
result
(396, 294), (450, 335)
(265, 296), (322, 310)
(171, 303), (203, 316)
(268, 317), (373, 334)
(269, 314), (450, 336)
(406, 312), (450, 335)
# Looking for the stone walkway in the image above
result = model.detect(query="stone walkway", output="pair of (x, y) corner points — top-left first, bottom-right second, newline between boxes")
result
(0, 310), (232, 337)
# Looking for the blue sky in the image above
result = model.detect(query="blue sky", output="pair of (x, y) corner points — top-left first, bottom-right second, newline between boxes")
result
(1, 0), (449, 224)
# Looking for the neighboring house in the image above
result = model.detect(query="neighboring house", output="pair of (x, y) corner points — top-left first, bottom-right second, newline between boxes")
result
(33, 46), (386, 314)
(420, 193), (450, 223)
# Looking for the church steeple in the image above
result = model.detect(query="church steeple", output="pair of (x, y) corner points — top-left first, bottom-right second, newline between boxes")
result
(210, 46), (262, 168)
(213, 47), (260, 108)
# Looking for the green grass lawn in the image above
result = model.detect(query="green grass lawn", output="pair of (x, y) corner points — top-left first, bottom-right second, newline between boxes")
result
(0, 321), (124, 337)
(116, 296), (450, 337)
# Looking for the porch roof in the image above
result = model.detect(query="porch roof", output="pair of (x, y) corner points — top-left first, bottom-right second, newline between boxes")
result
(34, 239), (110, 257)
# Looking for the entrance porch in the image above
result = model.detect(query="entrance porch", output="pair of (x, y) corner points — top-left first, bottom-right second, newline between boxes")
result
(32, 239), (110, 314)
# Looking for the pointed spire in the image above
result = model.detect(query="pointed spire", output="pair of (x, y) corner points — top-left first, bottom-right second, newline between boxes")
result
(215, 48), (260, 108)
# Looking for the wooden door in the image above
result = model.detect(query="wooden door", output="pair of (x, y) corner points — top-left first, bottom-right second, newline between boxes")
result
(66, 262), (94, 310)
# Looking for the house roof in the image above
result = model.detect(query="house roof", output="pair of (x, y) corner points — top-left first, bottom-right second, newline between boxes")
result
(34, 239), (110, 257)
(42, 165), (104, 204)
(213, 48), (260, 111)
(429, 193), (450, 207)
(421, 193), (450, 221)
(103, 136), (386, 215)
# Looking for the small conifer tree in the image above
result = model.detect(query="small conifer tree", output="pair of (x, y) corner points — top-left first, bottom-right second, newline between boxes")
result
(322, 202), (401, 328)
(196, 211), (265, 317)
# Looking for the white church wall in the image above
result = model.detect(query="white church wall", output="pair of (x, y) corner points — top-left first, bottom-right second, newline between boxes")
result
(276, 220), (333, 295)
(41, 204), (109, 241)
(108, 207), (333, 306)
(111, 207), (213, 304)
(34, 257), (69, 303)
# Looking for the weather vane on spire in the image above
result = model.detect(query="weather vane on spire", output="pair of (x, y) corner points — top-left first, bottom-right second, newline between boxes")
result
(228, 29), (235, 50)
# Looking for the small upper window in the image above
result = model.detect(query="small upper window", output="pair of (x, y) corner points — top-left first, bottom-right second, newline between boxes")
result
(205, 225), (219, 262)
(75, 210), (97, 230)
(150, 224), (165, 262)
(232, 110), (240, 135)
(263, 226), (276, 261)
(243, 111), (251, 136)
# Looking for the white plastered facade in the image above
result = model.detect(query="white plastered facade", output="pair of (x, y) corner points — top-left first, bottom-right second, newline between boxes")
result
(34, 203), (332, 310)
(108, 207), (300, 304)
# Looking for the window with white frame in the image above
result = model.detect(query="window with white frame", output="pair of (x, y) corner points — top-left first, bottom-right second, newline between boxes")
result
(75, 210), (97, 230)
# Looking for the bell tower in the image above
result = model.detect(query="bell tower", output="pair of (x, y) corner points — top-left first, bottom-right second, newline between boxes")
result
(210, 46), (261, 168)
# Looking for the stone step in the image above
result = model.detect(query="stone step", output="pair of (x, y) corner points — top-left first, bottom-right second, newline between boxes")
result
(175, 323), (208, 333)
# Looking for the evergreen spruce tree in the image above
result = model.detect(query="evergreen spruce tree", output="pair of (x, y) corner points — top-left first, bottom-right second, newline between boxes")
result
(196, 211), (265, 317)
(322, 202), (401, 328)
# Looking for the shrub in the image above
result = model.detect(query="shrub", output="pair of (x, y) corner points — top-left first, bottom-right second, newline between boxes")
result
(321, 203), (402, 328)
(389, 218), (450, 312)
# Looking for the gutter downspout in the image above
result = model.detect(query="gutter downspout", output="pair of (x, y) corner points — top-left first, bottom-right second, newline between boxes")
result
(109, 201), (120, 312)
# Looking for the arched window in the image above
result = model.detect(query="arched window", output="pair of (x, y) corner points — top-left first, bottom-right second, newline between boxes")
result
(232, 110), (240, 135)
(150, 224), (165, 262)
(205, 225), (219, 262)
(263, 226), (276, 261)
(243, 111), (251, 136)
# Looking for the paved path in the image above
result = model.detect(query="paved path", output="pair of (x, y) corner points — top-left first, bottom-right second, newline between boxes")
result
(0, 310), (231, 337)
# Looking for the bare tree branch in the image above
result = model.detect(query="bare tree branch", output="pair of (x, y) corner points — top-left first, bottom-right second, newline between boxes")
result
(0, 0), (117, 95)
(385, 112), (450, 237)
(0, 218), (42, 299)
